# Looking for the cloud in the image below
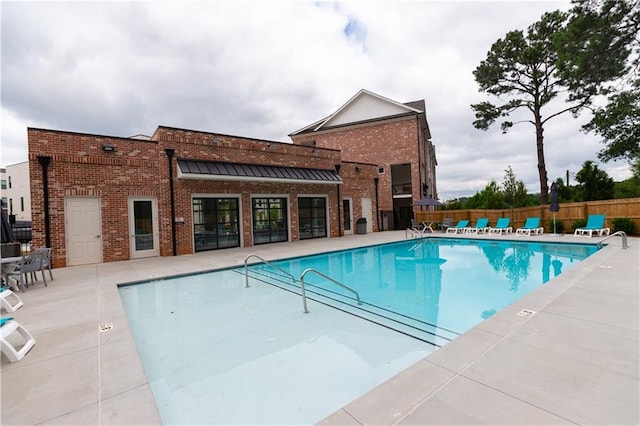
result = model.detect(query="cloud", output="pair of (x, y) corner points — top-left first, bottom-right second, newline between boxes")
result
(1, 0), (631, 200)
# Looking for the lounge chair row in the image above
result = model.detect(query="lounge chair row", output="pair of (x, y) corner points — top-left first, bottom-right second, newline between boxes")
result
(445, 217), (540, 235)
(442, 214), (610, 237)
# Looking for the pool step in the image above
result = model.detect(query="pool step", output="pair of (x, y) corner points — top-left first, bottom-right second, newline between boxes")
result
(240, 268), (459, 347)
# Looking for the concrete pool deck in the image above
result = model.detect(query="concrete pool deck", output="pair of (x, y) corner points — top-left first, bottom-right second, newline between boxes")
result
(1, 231), (638, 425)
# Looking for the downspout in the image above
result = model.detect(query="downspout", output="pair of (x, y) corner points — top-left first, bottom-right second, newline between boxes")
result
(335, 164), (342, 237)
(416, 114), (424, 197)
(37, 156), (52, 248)
(374, 177), (380, 231)
(165, 149), (177, 256)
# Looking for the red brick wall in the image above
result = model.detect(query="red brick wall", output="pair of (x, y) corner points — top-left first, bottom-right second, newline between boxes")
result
(338, 162), (380, 229)
(28, 127), (371, 267)
(291, 117), (422, 214)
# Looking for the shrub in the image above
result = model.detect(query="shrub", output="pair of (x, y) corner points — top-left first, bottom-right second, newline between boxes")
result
(572, 219), (587, 232)
(548, 219), (565, 234)
(610, 217), (637, 235)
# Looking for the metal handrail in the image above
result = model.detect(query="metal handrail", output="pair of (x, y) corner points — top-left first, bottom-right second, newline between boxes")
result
(299, 268), (362, 313)
(406, 228), (422, 239)
(597, 231), (629, 249)
(243, 254), (296, 288)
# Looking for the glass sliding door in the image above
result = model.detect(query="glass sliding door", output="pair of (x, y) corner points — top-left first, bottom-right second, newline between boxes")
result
(298, 197), (327, 240)
(193, 197), (240, 251)
(252, 197), (288, 245)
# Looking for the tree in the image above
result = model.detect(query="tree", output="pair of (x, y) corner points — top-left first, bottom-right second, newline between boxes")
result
(588, 85), (640, 162)
(575, 160), (615, 201)
(614, 176), (640, 198)
(553, 176), (578, 202)
(614, 155), (640, 198)
(472, 11), (584, 204)
(467, 180), (504, 209)
(556, 0), (640, 164)
(502, 166), (529, 208)
(632, 156), (640, 180)
(472, 3), (638, 203)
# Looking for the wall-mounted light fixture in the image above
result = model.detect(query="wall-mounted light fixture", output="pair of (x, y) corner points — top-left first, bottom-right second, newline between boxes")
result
(102, 144), (116, 152)
(355, 166), (361, 172)
(212, 137), (221, 144)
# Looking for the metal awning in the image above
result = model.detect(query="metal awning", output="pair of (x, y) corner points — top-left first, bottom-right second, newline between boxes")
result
(177, 159), (342, 185)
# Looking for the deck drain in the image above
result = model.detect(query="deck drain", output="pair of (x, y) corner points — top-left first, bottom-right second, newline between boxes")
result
(99, 323), (114, 332)
(517, 309), (536, 317)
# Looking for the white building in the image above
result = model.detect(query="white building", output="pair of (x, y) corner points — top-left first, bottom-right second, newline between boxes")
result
(0, 161), (31, 221)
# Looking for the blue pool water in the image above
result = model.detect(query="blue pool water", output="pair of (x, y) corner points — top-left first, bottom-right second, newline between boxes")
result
(119, 238), (598, 424)
(246, 238), (598, 344)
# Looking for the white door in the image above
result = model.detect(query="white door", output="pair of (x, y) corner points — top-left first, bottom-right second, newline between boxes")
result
(343, 197), (353, 235)
(128, 197), (159, 259)
(361, 197), (373, 233)
(65, 197), (103, 266)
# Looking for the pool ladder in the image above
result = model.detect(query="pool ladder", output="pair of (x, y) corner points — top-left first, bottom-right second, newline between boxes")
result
(597, 231), (629, 249)
(244, 254), (361, 314)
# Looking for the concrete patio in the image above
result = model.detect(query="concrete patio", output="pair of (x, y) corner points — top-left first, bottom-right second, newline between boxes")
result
(1, 231), (638, 425)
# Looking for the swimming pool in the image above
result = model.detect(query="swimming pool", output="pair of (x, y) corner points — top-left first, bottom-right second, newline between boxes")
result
(119, 237), (599, 424)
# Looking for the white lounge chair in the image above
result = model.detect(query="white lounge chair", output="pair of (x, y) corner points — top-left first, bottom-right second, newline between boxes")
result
(1, 318), (36, 362)
(516, 217), (544, 236)
(465, 218), (490, 234)
(489, 218), (513, 234)
(0, 289), (24, 313)
(446, 220), (469, 234)
(574, 214), (610, 237)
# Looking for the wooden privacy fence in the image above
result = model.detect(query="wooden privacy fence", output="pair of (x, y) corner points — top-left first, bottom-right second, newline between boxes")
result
(415, 197), (640, 235)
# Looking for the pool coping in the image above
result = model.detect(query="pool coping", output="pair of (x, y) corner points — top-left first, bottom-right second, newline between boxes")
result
(1, 231), (638, 425)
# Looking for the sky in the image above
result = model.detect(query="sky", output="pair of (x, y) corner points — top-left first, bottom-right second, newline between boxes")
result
(1, 0), (633, 200)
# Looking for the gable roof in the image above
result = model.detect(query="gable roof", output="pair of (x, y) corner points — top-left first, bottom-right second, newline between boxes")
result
(289, 89), (423, 136)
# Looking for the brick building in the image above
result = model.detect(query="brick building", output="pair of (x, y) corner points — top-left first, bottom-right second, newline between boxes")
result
(290, 89), (437, 230)
(28, 90), (436, 267)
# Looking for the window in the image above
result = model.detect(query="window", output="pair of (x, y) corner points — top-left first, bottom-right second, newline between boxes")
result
(1, 179), (6, 190)
(298, 197), (327, 239)
(192, 197), (240, 252)
(20, 197), (24, 212)
(252, 198), (288, 245)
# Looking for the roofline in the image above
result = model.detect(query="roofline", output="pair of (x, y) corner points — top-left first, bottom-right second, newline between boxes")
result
(289, 89), (424, 136)
(155, 125), (287, 146)
(290, 112), (419, 137)
(27, 127), (157, 143)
